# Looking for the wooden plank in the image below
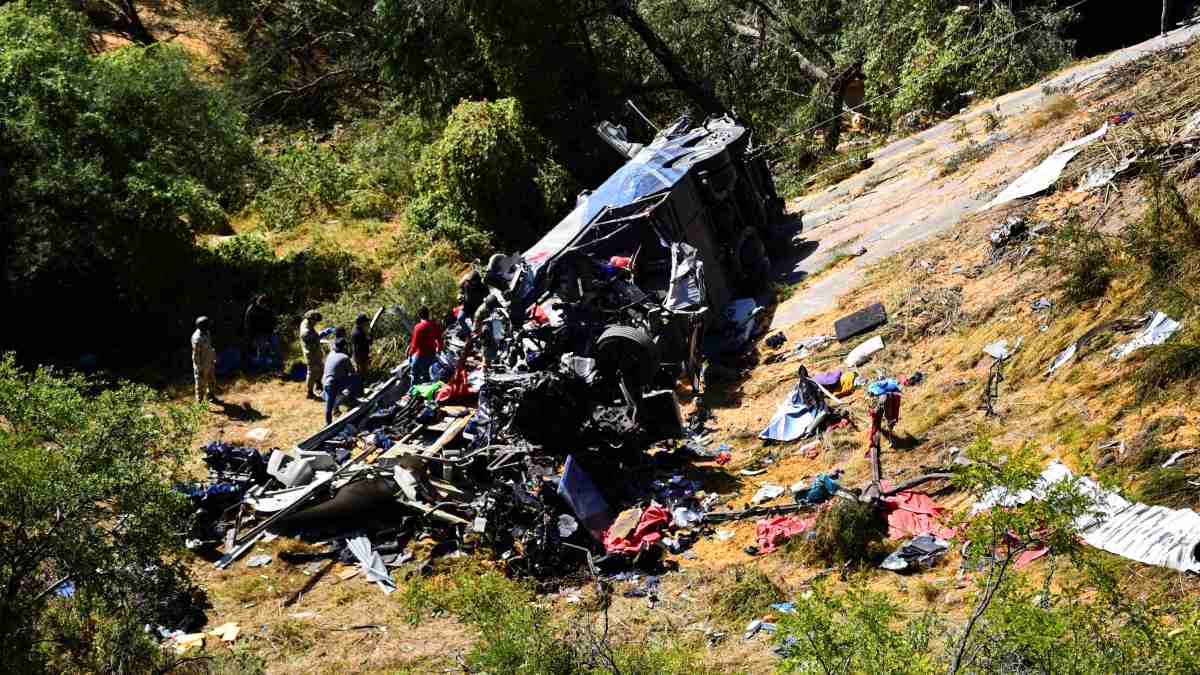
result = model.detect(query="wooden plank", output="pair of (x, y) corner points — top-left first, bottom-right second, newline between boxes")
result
(422, 416), (469, 457)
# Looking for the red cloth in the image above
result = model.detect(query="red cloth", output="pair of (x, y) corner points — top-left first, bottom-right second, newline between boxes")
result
(882, 490), (955, 540)
(603, 506), (670, 554)
(529, 303), (550, 325)
(756, 516), (815, 553)
(1013, 546), (1049, 570)
(609, 256), (632, 270)
(715, 451), (732, 465)
(435, 366), (477, 404)
(409, 319), (444, 357)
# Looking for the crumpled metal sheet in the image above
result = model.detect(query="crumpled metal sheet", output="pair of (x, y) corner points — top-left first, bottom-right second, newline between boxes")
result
(346, 536), (397, 594)
(980, 123), (1109, 212)
(973, 461), (1200, 573)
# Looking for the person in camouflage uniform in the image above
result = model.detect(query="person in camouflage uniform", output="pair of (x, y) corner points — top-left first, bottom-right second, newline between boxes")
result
(299, 310), (324, 399)
(191, 316), (217, 403)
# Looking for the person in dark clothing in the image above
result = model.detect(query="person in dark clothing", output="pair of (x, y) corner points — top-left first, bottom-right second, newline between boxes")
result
(458, 268), (486, 330)
(322, 339), (354, 425)
(408, 306), (444, 385)
(244, 295), (277, 364)
(351, 314), (372, 377)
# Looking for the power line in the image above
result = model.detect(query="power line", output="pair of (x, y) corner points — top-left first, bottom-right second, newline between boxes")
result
(749, 0), (1094, 158)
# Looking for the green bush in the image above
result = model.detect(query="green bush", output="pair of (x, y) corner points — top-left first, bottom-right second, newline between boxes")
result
(408, 98), (573, 258)
(1037, 216), (1118, 303)
(254, 139), (352, 231)
(0, 354), (198, 673)
(776, 584), (940, 675)
(0, 1), (257, 364)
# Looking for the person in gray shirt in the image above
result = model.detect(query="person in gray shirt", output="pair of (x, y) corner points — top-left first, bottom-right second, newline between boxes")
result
(322, 339), (354, 424)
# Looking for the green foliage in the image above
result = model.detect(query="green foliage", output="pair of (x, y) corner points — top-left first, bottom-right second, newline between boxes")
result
(708, 566), (785, 625)
(1037, 215), (1118, 303)
(776, 584), (940, 674)
(254, 139), (353, 231)
(253, 111), (440, 229)
(191, 234), (380, 352)
(409, 98), (573, 257)
(953, 436), (1091, 562)
(0, 1), (257, 362)
(964, 558), (1200, 674)
(798, 499), (887, 566)
(400, 568), (711, 674)
(1123, 170), (1200, 313)
(314, 261), (458, 369)
(0, 354), (198, 673)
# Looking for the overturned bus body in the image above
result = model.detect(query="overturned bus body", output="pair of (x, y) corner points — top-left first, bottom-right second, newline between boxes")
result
(202, 116), (790, 578)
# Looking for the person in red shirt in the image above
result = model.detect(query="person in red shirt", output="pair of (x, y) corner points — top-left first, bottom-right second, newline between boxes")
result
(408, 306), (444, 385)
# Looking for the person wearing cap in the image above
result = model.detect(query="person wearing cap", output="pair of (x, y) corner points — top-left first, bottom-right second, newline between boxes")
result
(299, 310), (324, 399)
(351, 313), (372, 378)
(191, 316), (217, 403)
(407, 306), (443, 385)
(322, 338), (354, 425)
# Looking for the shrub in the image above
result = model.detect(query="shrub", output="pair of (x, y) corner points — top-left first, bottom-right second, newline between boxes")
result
(0, 354), (199, 673)
(798, 499), (888, 566)
(776, 584), (940, 674)
(409, 98), (573, 258)
(708, 566), (785, 625)
(254, 139), (352, 231)
(1037, 215), (1117, 303)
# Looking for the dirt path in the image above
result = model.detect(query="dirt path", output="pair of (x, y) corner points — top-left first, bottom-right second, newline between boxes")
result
(771, 23), (1200, 330)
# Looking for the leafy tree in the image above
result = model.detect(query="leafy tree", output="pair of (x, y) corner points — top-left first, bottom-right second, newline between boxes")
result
(0, 1), (257, 364)
(0, 353), (199, 673)
(408, 98), (573, 257)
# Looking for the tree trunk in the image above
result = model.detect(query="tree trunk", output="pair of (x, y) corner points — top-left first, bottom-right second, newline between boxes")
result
(610, 1), (728, 116)
(120, 0), (156, 46)
(821, 65), (858, 153)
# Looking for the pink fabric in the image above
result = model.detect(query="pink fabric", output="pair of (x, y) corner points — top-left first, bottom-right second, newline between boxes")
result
(610, 256), (632, 270)
(755, 516), (815, 553)
(603, 506), (670, 554)
(882, 490), (956, 539)
(1013, 546), (1049, 570)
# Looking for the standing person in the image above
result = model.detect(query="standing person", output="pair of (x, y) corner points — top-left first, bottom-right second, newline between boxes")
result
(351, 313), (372, 378)
(244, 295), (277, 364)
(322, 339), (353, 425)
(407, 306), (443, 385)
(299, 310), (324, 399)
(191, 316), (217, 403)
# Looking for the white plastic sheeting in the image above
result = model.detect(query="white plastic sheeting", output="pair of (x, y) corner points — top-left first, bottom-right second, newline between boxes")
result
(980, 123), (1109, 212)
(346, 535), (397, 594)
(1110, 312), (1181, 360)
(972, 461), (1200, 573)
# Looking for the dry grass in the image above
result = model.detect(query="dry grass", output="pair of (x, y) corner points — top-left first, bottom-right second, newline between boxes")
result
(1025, 94), (1080, 131)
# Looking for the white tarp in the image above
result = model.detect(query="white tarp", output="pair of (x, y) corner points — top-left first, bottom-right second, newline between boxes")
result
(972, 461), (1200, 573)
(980, 123), (1109, 212)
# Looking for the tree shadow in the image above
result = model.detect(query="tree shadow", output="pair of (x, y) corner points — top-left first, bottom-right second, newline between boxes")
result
(888, 432), (924, 451)
(214, 399), (267, 422)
